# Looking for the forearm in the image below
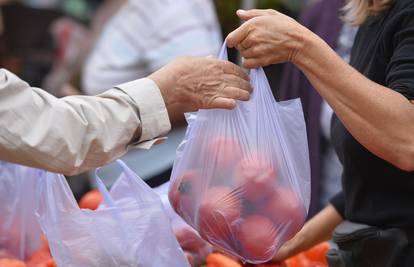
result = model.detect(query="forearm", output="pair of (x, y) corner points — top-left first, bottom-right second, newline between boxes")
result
(0, 70), (170, 175)
(297, 205), (343, 251)
(274, 205), (343, 261)
(295, 33), (414, 170)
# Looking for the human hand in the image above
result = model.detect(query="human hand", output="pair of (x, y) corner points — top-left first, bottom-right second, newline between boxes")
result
(227, 9), (311, 68)
(149, 57), (252, 111)
(273, 204), (343, 262)
(272, 229), (307, 262)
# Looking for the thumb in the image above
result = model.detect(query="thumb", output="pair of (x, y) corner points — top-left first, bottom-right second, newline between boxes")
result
(236, 9), (277, 21)
(226, 22), (249, 48)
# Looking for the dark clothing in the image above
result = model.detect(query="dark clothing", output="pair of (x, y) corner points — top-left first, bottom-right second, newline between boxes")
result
(326, 221), (411, 267)
(278, 0), (344, 217)
(331, 0), (414, 233)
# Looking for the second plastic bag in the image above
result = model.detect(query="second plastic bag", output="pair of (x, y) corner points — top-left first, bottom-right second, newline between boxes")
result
(36, 160), (189, 267)
(0, 162), (42, 261)
(168, 44), (311, 264)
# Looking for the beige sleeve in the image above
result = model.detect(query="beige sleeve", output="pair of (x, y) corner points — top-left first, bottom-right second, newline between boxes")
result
(0, 69), (171, 175)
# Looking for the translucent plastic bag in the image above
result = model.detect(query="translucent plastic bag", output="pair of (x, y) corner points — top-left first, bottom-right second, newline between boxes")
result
(36, 160), (190, 267)
(0, 162), (42, 260)
(155, 182), (212, 266)
(168, 43), (311, 264)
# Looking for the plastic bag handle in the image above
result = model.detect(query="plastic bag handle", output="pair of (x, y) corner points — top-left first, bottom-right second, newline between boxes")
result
(218, 41), (228, 60)
(95, 165), (130, 243)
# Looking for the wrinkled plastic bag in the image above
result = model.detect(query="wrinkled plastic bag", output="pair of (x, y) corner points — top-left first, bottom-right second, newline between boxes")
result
(0, 162), (42, 260)
(36, 160), (190, 267)
(155, 182), (212, 266)
(168, 43), (311, 263)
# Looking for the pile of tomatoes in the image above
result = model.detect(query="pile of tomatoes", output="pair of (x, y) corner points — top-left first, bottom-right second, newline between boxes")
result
(169, 137), (307, 263)
(0, 236), (56, 267)
(0, 190), (103, 267)
(202, 242), (330, 267)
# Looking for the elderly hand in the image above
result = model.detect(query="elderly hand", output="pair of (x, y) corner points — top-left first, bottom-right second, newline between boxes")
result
(149, 57), (252, 111)
(227, 9), (312, 69)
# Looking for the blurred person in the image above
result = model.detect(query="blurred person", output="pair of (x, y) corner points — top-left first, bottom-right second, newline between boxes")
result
(43, 0), (126, 96)
(82, 0), (221, 102)
(277, 0), (357, 216)
(227, 0), (414, 264)
(0, 56), (251, 175)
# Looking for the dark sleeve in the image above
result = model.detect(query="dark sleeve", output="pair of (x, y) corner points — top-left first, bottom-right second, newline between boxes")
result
(386, 7), (414, 101)
(330, 191), (345, 219)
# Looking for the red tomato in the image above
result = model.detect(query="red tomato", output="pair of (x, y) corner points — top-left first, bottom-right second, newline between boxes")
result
(236, 215), (278, 262)
(0, 259), (27, 267)
(234, 153), (277, 202)
(303, 242), (330, 264)
(198, 186), (242, 245)
(0, 250), (15, 259)
(263, 188), (306, 241)
(208, 137), (242, 171)
(169, 171), (200, 222)
(79, 190), (103, 210)
(45, 259), (57, 267)
(26, 249), (52, 267)
(175, 227), (209, 253)
(285, 255), (306, 267)
(255, 263), (283, 267)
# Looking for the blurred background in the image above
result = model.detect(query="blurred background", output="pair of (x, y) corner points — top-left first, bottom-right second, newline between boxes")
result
(0, 0), (313, 199)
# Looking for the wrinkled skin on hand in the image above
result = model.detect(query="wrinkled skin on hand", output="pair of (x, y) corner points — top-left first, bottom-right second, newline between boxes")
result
(227, 9), (309, 69)
(149, 57), (252, 111)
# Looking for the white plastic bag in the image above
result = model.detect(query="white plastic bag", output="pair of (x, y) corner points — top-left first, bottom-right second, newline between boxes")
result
(168, 43), (311, 263)
(0, 162), (42, 260)
(36, 160), (190, 267)
(155, 182), (212, 266)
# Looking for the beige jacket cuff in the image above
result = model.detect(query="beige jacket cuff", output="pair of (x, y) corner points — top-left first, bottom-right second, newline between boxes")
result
(115, 78), (171, 147)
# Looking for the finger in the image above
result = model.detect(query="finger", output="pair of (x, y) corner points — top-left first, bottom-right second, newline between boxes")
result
(236, 38), (254, 51)
(226, 22), (250, 48)
(209, 97), (236, 110)
(221, 60), (250, 82)
(240, 46), (263, 59)
(242, 57), (269, 69)
(236, 9), (278, 21)
(221, 86), (250, 101)
(222, 73), (252, 93)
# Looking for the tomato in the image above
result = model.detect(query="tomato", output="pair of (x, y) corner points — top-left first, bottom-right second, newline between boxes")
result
(169, 171), (200, 223)
(208, 137), (243, 172)
(175, 227), (209, 253)
(284, 255), (306, 267)
(26, 250), (52, 267)
(0, 250), (15, 259)
(198, 186), (242, 245)
(206, 253), (242, 267)
(262, 188), (306, 241)
(303, 242), (330, 264)
(236, 215), (278, 262)
(45, 258), (57, 267)
(255, 263), (283, 267)
(79, 190), (103, 210)
(0, 259), (26, 267)
(233, 153), (277, 202)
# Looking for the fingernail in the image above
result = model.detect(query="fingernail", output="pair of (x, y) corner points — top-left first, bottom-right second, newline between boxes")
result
(237, 9), (246, 13)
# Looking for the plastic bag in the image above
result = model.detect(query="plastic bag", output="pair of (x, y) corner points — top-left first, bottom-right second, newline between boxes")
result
(35, 160), (190, 267)
(168, 43), (311, 264)
(155, 182), (212, 266)
(0, 162), (42, 260)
